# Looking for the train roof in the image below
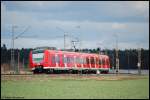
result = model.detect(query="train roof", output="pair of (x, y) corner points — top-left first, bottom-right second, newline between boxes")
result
(34, 46), (56, 50)
(45, 49), (109, 57)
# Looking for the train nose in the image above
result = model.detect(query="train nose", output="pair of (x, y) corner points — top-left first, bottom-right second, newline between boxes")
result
(34, 65), (44, 73)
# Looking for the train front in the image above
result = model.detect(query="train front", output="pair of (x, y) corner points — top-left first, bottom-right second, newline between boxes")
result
(29, 49), (45, 73)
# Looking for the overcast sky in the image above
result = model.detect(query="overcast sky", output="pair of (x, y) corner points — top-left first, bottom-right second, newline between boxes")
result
(1, 1), (149, 50)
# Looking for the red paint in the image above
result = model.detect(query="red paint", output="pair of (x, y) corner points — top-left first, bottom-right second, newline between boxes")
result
(29, 50), (111, 71)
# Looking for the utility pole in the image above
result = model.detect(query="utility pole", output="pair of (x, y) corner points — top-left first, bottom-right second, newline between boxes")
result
(127, 51), (130, 74)
(17, 51), (20, 74)
(115, 34), (119, 74)
(10, 25), (30, 74)
(56, 27), (68, 51)
(64, 33), (67, 51)
(137, 48), (141, 75)
(71, 40), (76, 51)
(112, 53), (115, 74)
(11, 25), (17, 74)
(23, 57), (24, 71)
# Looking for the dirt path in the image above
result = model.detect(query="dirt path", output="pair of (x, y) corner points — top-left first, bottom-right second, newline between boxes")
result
(1, 74), (148, 81)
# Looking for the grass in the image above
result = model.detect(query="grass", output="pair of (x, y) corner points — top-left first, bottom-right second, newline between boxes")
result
(1, 75), (149, 99)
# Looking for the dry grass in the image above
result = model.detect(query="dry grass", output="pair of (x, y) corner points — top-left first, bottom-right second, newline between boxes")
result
(1, 64), (32, 74)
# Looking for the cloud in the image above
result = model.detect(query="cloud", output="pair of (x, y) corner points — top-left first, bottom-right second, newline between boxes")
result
(1, 2), (7, 32)
(1, 38), (65, 49)
(133, 1), (149, 13)
(3, 1), (149, 22)
(3, 1), (71, 12)
(112, 23), (127, 29)
(1, 1), (149, 49)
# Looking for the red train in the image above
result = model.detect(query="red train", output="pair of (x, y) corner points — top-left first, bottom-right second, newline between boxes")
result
(29, 47), (110, 74)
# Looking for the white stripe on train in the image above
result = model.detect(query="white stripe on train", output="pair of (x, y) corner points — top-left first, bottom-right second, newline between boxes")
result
(32, 67), (110, 71)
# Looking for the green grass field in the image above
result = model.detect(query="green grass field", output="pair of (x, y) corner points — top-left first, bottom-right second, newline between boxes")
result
(1, 75), (149, 99)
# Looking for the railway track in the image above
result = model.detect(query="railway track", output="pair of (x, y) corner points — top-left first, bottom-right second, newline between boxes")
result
(2, 73), (148, 81)
(1, 72), (143, 77)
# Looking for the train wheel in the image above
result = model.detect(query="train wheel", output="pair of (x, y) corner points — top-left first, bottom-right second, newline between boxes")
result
(69, 69), (73, 74)
(33, 69), (41, 74)
(46, 69), (54, 74)
(45, 69), (51, 74)
(82, 70), (85, 74)
(100, 71), (103, 74)
(33, 70), (37, 74)
(105, 71), (109, 74)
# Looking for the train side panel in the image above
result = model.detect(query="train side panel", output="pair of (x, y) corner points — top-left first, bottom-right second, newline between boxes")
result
(30, 49), (111, 73)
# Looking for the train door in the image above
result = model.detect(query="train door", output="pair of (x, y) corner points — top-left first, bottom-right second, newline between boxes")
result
(50, 53), (56, 68)
(102, 57), (106, 69)
(59, 53), (64, 68)
(55, 53), (60, 68)
(42, 50), (49, 67)
(108, 58), (110, 68)
(86, 56), (90, 68)
(80, 55), (84, 69)
(73, 55), (77, 69)
(70, 55), (74, 69)
(66, 55), (72, 69)
(95, 56), (99, 69)
(76, 55), (81, 68)
(82, 55), (87, 69)
(63, 54), (67, 68)
(104, 57), (107, 69)
(90, 56), (95, 68)
(106, 57), (110, 69)
(99, 56), (103, 68)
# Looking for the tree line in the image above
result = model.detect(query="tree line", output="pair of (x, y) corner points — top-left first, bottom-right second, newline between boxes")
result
(1, 44), (149, 69)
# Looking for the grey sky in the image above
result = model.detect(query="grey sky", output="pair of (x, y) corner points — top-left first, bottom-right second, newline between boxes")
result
(1, 1), (149, 49)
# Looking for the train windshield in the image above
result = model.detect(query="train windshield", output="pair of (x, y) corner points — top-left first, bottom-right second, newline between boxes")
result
(32, 49), (44, 63)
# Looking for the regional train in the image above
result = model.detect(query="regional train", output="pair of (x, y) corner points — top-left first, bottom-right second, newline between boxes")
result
(29, 47), (110, 74)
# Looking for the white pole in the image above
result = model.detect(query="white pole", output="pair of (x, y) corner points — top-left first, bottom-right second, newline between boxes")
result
(11, 25), (17, 74)
(18, 51), (20, 74)
(115, 34), (119, 74)
(138, 48), (141, 75)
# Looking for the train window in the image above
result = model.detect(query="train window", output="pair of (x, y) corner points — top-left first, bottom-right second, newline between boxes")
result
(84, 58), (87, 64)
(106, 59), (109, 65)
(32, 53), (44, 63)
(105, 59), (107, 65)
(64, 56), (67, 63)
(74, 57), (76, 63)
(76, 57), (82, 64)
(102, 59), (105, 65)
(96, 58), (99, 65)
(62, 55), (64, 63)
(55, 55), (60, 63)
(32, 49), (44, 54)
(67, 57), (71, 63)
(83, 58), (86, 64)
(90, 57), (95, 64)
(78, 58), (81, 64)
(80, 58), (83, 64)
(76, 57), (79, 63)
(67, 57), (73, 63)
(70, 57), (74, 63)
(52, 56), (55, 64)
(99, 58), (103, 65)
(82, 58), (84, 64)
(86, 57), (89, 64)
